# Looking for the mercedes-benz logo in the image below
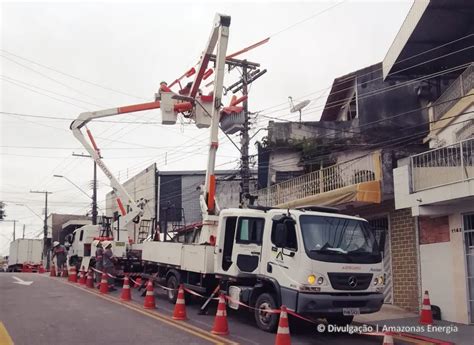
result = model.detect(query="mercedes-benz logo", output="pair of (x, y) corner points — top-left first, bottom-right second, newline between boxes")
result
(348, 276), (358, 288)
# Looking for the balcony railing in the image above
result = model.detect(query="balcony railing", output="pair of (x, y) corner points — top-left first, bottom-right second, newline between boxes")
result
(433, 63), (474, 121)
(410, 138), (474, 192)
(257, 152), (381, 207)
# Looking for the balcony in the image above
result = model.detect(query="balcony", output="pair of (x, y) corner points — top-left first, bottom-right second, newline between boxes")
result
(394, 138), (474, 216)
(410, 138), (474, 192)
(257, 151), (382, 208)
(433, 63), (474, 122)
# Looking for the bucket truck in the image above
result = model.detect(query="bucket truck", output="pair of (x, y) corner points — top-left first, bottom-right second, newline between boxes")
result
(69, 13), (385, 332)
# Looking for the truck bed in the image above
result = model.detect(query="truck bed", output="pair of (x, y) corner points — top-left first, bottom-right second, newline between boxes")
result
(141, 241), (214, 274)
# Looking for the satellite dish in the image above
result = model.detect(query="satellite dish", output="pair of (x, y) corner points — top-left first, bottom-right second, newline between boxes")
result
(290, 99), (311, 113)
(289, 97), (311, 122)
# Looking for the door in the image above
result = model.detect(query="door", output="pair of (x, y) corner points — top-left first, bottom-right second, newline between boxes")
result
(463, 213), (474, 324)
(368, 217), (393, 304)
(231, 217), (265, 274)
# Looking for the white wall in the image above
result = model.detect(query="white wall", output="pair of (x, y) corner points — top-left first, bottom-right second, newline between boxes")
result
(420, 242), (456, 322)
(420, 212), (470, 324)
(435, 104), (474, 147)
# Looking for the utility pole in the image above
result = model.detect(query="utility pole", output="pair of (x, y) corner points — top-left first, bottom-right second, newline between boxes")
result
(30, 190), (52, 268)
(72, 152), (97, 225)
(241, 62), (251, 205)
(12, 220), (16, 241)
(22, 224), (25, 239)
(209, 55), (266, 206)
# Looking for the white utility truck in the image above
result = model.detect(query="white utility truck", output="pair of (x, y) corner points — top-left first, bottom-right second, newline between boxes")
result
(65, 222), (129, 272)
(69, 13), (385, 332)
(7, 239), (43, 272)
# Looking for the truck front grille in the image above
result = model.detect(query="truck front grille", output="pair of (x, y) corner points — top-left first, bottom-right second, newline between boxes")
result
(327, 273), (373, 291)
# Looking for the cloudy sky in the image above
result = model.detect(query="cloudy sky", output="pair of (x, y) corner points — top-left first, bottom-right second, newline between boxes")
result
(0, 0), (413, 255)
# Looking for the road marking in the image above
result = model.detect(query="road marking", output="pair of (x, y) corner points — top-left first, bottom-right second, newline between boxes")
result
(12, 276), (33, 286)
(53, 277), (238, 345)
(0, 322), (14, 345)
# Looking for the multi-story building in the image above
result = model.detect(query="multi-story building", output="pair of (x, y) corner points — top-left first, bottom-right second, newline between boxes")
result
(394, 63), (474, 324)
(256, 0), (474, 315)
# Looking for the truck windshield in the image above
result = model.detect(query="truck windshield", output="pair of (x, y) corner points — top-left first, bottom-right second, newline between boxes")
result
(300, 215), (381, 264)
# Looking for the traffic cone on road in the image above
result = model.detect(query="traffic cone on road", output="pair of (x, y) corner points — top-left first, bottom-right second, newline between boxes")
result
(78, 267), (86, 285)
(382, 333), (394, 345)
(211, 293), (229, 335)
(62, 266), (68, 278)
(275, 305), (291, 345)
(420, 290), (433, 325)
(69, 266), (77, 283)
(50, 264), (56, 277)
(39, 265), (46, 274)
(143, 280), (156, 309)
(172, 284), (187, 320)
(86, 269), (94, 288)
(120, 275), (132, 301)
(99, 272), (109, 294)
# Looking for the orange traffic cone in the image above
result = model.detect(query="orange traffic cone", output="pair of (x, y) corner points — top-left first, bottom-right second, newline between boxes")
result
(382, 333), (394, 345)
(62, 266), (68, 278)
(99, 272), (109, 294)
(69, 267), (77, 283)
(143, 280), (156, 309)
(134, 276), (142, 288)
(172, 284), (187, 320)
(50, 264), (56, 277)
(211, 293), (229, 335)
(120, 275), (132, 301)
(275, 305), (291, 345)
(420, 290), (433, 325)
(39, 265), (46, 274)
(86, 269), (94, 288)
(78, 267), (86, 285)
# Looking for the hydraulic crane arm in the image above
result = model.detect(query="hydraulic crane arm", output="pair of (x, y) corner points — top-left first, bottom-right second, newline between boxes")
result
(70, 100), (191, 242)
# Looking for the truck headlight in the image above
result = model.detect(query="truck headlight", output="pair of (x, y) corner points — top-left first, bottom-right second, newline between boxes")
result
(317, 277), (324, 285)
(373, 275), (384, 286)
(307, 274), (316, 285)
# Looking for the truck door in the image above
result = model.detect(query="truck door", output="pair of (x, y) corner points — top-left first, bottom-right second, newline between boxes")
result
(231, 217), (265, 274)
(263, 218), (301, 310)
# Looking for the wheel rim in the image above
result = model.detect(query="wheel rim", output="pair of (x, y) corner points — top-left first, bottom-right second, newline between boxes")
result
(258, 302), (273, 325)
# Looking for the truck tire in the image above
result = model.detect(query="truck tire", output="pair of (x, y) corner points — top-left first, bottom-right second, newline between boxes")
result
(166, 275), (179, 304)
(326, 315), (354, 326)
(254, 293), (279, 333)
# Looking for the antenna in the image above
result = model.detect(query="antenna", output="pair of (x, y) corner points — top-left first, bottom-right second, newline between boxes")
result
(288, 97), (311, 122)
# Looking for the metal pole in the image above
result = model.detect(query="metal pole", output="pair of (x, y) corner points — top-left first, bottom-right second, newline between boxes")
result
(92, 161), (98, 225)
(241, 62), (250, 205)
(30, 190), (52, 268)
(13, 220), (16, 241)
(22, 224), (25, 239)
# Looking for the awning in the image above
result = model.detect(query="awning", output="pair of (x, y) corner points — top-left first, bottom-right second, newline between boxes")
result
(275, 180), (381, 208)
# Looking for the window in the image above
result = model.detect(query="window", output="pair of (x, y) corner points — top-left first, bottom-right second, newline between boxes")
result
(236, 217), (264, 244)
(271, 221), (298, 251)
(79, 230), (84, 242)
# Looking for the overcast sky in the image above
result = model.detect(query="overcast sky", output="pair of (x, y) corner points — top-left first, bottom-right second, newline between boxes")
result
(0, 0), (413, 255)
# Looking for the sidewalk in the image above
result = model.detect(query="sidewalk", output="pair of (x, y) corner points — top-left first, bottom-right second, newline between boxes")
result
(354, 305), (473, 345)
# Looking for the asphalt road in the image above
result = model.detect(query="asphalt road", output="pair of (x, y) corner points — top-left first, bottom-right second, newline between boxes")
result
(0, 273), (408, 345)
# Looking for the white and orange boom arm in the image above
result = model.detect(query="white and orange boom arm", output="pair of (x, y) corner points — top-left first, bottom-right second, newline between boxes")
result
(70, 100), (190, 241)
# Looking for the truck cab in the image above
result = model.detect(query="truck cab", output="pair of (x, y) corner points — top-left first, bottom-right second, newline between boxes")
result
(66, 224), (128, 270)
(215, 207), (385, 331)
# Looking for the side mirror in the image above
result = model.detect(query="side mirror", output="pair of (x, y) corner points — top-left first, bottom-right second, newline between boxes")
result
(274, 223), (287, 248)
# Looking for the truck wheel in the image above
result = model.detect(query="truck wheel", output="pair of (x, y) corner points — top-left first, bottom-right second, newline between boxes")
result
(166, 275), (179, 304)
(326, 315), (354, 326)
(254, 293), (279, 333)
